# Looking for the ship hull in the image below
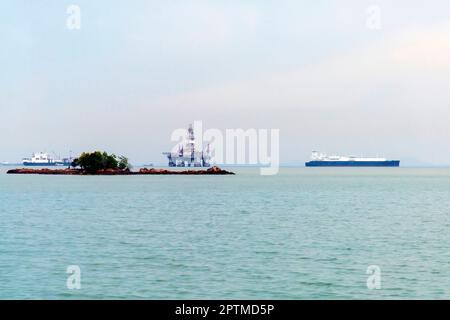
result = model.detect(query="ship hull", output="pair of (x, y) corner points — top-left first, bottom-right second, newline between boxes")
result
(23, 162), (58, 166)
(305, 160), (400, 167)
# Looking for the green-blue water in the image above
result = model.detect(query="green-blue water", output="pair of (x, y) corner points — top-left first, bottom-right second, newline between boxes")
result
(1, 167), (449, 299)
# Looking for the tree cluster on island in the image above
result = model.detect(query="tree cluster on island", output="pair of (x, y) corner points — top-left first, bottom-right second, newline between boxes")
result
(71, 151), (131, 173)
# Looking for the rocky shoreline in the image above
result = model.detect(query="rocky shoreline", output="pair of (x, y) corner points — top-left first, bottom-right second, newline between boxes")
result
(6, 166), (234, 175)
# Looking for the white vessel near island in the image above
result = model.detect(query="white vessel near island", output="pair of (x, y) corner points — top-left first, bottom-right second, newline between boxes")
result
(22, 152), (71, 166)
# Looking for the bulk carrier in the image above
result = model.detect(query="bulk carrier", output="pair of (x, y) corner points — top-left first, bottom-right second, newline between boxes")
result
(305, 151), (400, 167)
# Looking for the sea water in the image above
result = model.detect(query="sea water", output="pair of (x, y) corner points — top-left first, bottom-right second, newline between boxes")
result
(0, 167), (449, 299)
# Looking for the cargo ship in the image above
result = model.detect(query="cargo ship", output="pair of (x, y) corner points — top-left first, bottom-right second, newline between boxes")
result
(22, 152), (72, 166)
(305, 151), (400, 167)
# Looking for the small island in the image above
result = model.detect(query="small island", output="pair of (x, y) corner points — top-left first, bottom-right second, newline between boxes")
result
(7, 151), (234, 175)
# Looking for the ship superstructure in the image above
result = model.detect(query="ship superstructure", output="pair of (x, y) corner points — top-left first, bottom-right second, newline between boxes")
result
(305, 151), (400, 167)
(162, 124), (211, 167)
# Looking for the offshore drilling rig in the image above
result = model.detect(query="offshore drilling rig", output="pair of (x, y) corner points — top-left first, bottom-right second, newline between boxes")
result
(162, 124), (211, 167)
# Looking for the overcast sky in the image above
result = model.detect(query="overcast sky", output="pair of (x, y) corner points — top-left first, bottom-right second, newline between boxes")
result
(1, 0), (450, 165)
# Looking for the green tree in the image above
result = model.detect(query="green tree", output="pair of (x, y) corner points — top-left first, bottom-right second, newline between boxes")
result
(102, 152), (118, 169)
(72, 151), (121, 172)
(117, 155), (131, 170)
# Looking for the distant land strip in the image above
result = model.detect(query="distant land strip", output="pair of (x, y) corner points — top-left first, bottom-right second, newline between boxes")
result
(6, 166), (234, 175)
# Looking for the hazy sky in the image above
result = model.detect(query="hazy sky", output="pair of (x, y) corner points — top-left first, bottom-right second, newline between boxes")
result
(1, 0), (450, 165)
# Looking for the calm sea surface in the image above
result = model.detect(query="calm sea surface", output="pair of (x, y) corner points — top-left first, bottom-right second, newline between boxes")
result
(1, 167), (449, 299)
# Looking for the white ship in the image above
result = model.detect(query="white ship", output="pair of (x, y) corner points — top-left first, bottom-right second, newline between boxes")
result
(22, 152), (71, 166)
(305, 151), (400, 167)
